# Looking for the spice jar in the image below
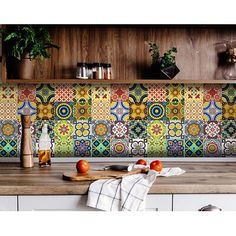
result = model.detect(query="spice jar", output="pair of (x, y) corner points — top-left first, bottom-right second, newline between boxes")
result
(76, 63), (88, 79)
(104, 63), (112, 80)
(92, 63), (103, 80)
(87, 63), (93, 79)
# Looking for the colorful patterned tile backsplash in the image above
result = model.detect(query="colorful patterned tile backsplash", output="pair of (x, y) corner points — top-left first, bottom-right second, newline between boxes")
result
(0, 83), (236, 158)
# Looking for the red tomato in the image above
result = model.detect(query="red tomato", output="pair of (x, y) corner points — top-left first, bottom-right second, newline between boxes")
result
(136, 159), (147, 165)
(76, 160), (89, 173)
(150, 160), (163, 172)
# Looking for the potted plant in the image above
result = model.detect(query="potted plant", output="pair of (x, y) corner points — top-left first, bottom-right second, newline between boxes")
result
(0, 25), (59, 80)
(148, 42), (180, 79)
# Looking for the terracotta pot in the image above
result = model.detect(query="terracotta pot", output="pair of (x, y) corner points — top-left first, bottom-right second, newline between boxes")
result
(16, 56), (35, 80)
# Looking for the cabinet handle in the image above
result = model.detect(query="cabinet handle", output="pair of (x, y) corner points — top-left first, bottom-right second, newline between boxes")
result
(198, 204), (222, 211)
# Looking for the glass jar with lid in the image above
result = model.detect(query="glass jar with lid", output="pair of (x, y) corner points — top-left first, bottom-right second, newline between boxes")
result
(103, 63), (112, 80)
(76, 63), (88, 79)
(93, 63), (103, 80)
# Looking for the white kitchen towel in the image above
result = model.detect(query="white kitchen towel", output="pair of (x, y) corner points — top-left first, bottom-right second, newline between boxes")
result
(86, 167), (185, 211)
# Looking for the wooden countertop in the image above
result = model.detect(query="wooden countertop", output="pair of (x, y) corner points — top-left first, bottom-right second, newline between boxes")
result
(1, 162), (236, 195)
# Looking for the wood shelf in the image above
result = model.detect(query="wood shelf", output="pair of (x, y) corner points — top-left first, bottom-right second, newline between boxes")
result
(4, 78), (236, 84)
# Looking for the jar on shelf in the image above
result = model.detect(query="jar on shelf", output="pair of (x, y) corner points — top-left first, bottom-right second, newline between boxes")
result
(103, 63), (112, 80)
(87, 63), (93, 79)
(93, 63), (103, 80)
(76, 63), (88, 79)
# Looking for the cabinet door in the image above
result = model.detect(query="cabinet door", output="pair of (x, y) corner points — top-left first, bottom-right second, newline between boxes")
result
(0, 196), (17, 211)
(173, 194), (236, 211)
(18, 195), (98, 211)
(146, 194), (172, 211)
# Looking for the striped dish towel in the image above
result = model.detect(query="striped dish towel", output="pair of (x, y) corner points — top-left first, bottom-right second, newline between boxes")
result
(87, 167), (185, 211)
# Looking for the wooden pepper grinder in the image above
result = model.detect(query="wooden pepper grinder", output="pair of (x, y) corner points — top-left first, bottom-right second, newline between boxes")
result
(20, 115), (34, 168)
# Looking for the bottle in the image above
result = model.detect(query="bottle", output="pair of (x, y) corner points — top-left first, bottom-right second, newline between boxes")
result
(76, 62), (88, 79)
(20, 115), (34, 168)
(38, 123), (51, 167)
(104, 63), (112, 80)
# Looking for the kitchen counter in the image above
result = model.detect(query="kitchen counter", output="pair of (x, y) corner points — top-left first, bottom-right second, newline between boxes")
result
(1, 162), (236, 195)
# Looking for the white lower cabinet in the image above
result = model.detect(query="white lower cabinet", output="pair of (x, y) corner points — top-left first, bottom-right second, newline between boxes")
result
(173, 194), (236, 211)
(0, 196), (17, 211)
(18, 194), (172, 211)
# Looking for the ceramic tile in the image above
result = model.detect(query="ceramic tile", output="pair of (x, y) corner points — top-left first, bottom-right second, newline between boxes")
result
(222, 139), (236, 157)
(129, 120), (148, 139)
(129, 84), (148, 103)
(37, 102), (54, 120)
(74, 139), (91, 157)
(166, 120), (184, 139)
(74, 84), (91, 102)
(74, 100), (91, 120)
(204, 121), (221, 139)
(222, 120), (236, 139)
(148, 102), (166, 120)
(129, 102), (147, 120)
(222, 84), (236, 104)
(74, 120), (92, 139)
(166, 100), (184, 121)
(203, 139), (222, 157)
(166, 139), (184, 157)
(0, 139), (17, 157)
(111, 84), (129, 102)
(166, 84), (184, 102)
(147, 120), (166, 139)
(18, 101), (37, 121)
(129, 139), (147, 157)
(91, 100), (110, 120)
(147, 138), (167, 157)
(18, 84), (36, 102)
(91, 85), (110, 101)
(203, 84), (221, 102)
(222, 103), (236, 120)
(0, 120), (18, 139)
(111, 121), (129, 139)
(54, 102), (74, 120)
(92, 120), (111, 139)
(203, 101), (222, 121)
(185, 84), (203, 102)
(185, 139), (203, 157)
(0, 101), (17, 120)
(54, 139), (73, 157)
(185, 120), (204, 139)
(148, 84), (166, 102)
(55, 84), (74, 102)
(36, 84), (55, 103)
(92, 139), (110, 157)
(54, 120), (74, 140)
(0, 85), (18, 102)
(110, 139), (129, 157)
(110, 101), (129, 121)
(185, 101), (203, 121)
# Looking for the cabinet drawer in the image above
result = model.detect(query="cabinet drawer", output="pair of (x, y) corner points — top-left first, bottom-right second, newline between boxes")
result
(0, 196), (17, 211)
(146, 194), (172, 211)
(173, 194), (236, 211)
(18, 195), (97, 211)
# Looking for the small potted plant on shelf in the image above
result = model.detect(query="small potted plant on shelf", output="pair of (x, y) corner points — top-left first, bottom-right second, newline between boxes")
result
(0, 25), (59, 80)
(147, 42), (180, 80)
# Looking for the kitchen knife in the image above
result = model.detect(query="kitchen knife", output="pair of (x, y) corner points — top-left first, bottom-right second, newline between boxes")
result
(92, 165), (133, 172)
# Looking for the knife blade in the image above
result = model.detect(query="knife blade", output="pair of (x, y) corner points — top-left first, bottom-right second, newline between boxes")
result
(91, 165), (132, 172)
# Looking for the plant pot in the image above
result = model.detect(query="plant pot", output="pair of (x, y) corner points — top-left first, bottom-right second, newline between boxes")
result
(16, 57), (35, 80)
(147, 64), (180, 80)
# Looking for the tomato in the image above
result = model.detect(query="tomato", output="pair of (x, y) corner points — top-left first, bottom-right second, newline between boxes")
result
(76, 160), (90, 173)
(136, 159), (147, 165)
(150, 160), (163, 172)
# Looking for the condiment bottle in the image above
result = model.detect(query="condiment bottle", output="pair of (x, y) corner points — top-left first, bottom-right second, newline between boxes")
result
(38, 123), (51, 167)
(104, 63), (112, 80)
(76, 62), (88, 79)
(20, 115), (34, 168)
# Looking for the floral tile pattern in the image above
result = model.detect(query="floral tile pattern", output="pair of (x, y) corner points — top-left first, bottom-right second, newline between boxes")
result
(147, 84), (166, 102)
(129, 84), (148, 103)
(129, 120), (147, 139)
(0, 83), (235, 158)
(110, 101), (129, 121)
